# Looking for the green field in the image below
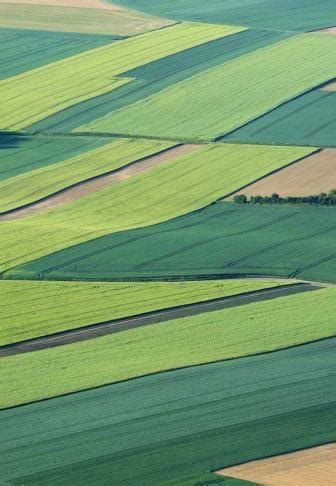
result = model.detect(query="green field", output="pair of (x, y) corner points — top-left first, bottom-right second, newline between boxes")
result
(13, 201), (336, 283)
(0, 22), (243, 130)
(1, 338), (334, 483)
(0, 27), (118, 81)
(0, 144), (313, 272)
(1, 287), (335, 407)
(81, 34), (336, 140)
(0, 279), (279, 345)
(0, 138), (173, 212)
(224, 89), (336, 147)
(28, 29), (291, 133)
(0, 134), (109, 181)
(113, 0), (336, 31)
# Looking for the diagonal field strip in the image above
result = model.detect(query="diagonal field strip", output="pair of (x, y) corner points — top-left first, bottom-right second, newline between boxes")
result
(0, 283), (321, 357)
(0, 22), (244, 130)
(81, 33), (336, 140)
(0, 144), (197, 220)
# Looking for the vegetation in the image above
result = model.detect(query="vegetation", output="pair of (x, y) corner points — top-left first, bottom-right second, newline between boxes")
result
(113, 0), (336, 31)
(0, 144), (312, 272)
(233, 189), (336, 206)
(0, 22), (240, 130)
(14, 201), (336, 283)
(1, 287), (335, 407)
(0, 138), (173, 212)
(1, 338), (334, 483)
(0, 278), (279, 345)
(224, 89), (336, 148)
(81, 34), (336, 140)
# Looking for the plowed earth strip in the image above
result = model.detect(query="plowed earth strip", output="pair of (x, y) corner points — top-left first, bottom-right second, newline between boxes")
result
(0, 144), (198, 221)
(0, 283), (321, 357)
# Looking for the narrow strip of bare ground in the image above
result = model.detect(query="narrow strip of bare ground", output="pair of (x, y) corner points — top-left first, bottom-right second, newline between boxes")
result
(216, 443), (336, 486)
(0, 144), (198, 221)
(0, 282), (322, 357)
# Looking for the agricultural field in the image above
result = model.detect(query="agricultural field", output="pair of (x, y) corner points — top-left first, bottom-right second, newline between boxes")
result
(81, 34), (336, 140)
(231, 149), (336, 198)
(1, 1), (336, 485)
(13, 201), (336, 284)
(0, 143), (311, 271)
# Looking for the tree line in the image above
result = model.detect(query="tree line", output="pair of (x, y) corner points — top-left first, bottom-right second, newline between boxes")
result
(233, 189), (336, 206)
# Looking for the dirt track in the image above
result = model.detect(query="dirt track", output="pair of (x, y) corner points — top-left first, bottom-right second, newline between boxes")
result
(230, 149), (336, 198)
(0, 144), (198, 221)
(0, 283), (321, 357)
(217, 443), (336, 486)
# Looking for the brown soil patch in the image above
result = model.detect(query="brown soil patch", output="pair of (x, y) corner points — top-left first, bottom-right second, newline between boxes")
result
(0, 0), (122, 11)
(229, 149), (336, 198)
(318, 27), (336, 34)
(321, 79), (336, 92)
(217, 443), (336, 486)
(0, 144), (200, 221)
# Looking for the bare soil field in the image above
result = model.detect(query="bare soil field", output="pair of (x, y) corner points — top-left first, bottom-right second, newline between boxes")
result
(0, 0), (122, 10)
(0, 144), (198, 221)
(318, 27), (336, 34)
(229, 149), (336, 198)
(0, 0), (172, 35)
(217, 443), (336, 486)
(321, 79), (336, 91)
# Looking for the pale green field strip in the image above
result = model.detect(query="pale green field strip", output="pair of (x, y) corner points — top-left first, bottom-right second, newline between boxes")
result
(0, 138), (173, 213)
(1, 287), (336, 408)
(81, 34), (336, 140)
(0, 22), (243, 130)
(0, 1), (173, 36)
(0, 279), (282, 346)
(0, 144), (313, 272)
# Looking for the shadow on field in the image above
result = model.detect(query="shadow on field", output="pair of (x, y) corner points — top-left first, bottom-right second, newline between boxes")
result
(0, 131), (27, 150)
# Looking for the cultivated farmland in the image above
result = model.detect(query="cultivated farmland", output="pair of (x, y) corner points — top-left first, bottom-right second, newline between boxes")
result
(0, 339), (334, 483)
(1, 287), (335, 407)
(81, 34), (336, 140)
(1, 2), (336, 485)
(0, 144), (313, 271)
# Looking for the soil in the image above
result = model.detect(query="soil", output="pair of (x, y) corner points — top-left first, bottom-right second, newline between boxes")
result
(229, 149), (336, 198)
(0, 144), (199, 221)
(217, 443), (336, 486)
(0, 0), (122, 11)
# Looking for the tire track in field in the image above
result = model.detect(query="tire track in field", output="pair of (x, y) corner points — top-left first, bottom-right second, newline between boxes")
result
(0, 283), (322, 357)
(0, 144), (199, 221)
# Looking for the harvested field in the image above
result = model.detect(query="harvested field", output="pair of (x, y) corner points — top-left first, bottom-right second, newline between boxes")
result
(231, 149), (336, 198)
(0, 339), (334, 483)
(0, 144), (312, 272)
(0, 0), (173, 36)
(1, 286), (335, 407)
(81, 34), (336, 140)
(0, 138), (177, 216)
(217, 444), (336, 486)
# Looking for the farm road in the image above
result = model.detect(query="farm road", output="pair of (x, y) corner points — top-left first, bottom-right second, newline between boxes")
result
(0, 282), (322, 357)
(0, 144), (198, 221)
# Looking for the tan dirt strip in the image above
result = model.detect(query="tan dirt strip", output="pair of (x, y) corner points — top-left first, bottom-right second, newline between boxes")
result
(318, 27), (336, 34)
(321, 79), (336, 91)
(217, 443), (336, 486)
(0, 0), (122, 11)
(229, 149), (336, 198)
(0, 144), (199, 221)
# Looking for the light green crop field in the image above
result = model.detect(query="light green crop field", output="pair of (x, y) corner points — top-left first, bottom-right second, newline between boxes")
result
(0, 2), (174, 36)
(0, 22), (243, 130)
(0, 138), (173, 212)
(1, 287), (335, 408)
(0, 279), (282, 345)
(0, 143), (313, 272)
(81, 34), (336, 140)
